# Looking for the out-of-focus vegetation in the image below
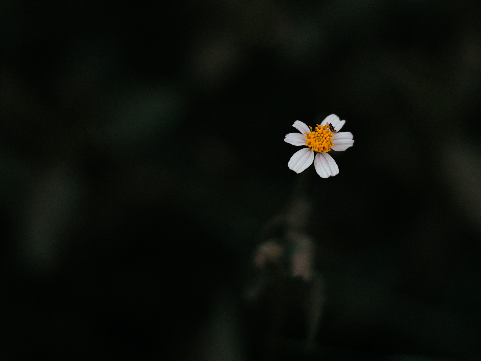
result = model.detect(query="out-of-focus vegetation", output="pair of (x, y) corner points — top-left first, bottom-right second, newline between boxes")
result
(1, 0), (481, 360)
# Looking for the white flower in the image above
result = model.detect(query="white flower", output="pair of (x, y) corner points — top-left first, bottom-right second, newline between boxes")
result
(284, 114), (354, 178)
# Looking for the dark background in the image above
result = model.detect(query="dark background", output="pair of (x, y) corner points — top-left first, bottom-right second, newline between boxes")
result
(1, 0), (481, 360)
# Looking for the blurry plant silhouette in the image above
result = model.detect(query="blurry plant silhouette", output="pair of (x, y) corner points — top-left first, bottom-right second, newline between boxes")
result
(246, 172), (325, 359)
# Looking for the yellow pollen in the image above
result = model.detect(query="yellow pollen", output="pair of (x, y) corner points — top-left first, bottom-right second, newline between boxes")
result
(304, 123), (335, 153)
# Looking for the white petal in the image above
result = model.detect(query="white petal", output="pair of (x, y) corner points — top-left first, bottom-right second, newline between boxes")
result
(336, 120), (346, 131)
(330, 117), (341, 129)
(334, 144), (352, 149)
(333, 132), (353, 141)
(284, 133), (306, 146)
(288, 148), (314, 173)
(318, 153), (333, 176)
(322, 153), (339, 176)
(332, 144), (353, 151)
(292, 120), (310, 134)
(314, 153), (330, 178)
(321, 114), (340, 127)
(333, 139), (354, 146)
(333, 144), (353, 151)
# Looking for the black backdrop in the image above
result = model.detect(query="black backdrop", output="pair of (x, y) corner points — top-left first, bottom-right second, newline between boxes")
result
(1, 0), (481, 360)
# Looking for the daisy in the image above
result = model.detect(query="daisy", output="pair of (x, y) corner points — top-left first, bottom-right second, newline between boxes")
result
(284, 114), (354, 178)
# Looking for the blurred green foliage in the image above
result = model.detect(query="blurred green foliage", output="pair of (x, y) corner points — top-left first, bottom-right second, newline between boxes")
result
(1, 0), (481, 359)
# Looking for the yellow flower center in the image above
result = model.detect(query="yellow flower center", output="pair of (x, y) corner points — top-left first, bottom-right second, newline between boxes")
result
(304, 123), (335, 153)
